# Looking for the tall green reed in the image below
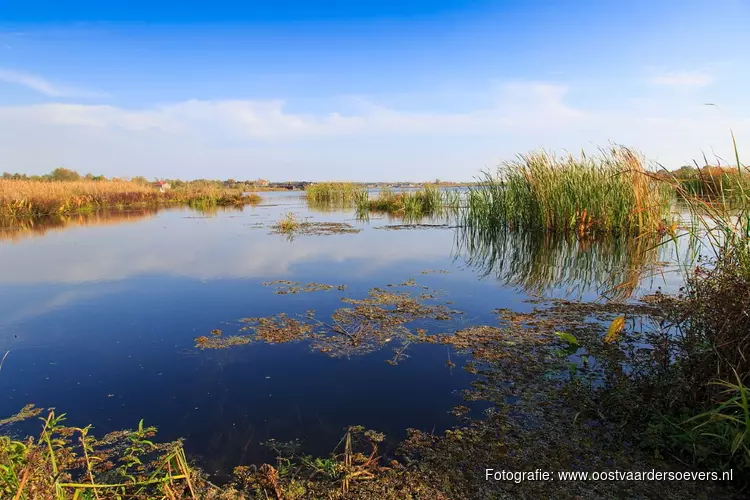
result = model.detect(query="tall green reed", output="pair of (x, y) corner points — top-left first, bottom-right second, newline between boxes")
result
(463, 147), (672, 235)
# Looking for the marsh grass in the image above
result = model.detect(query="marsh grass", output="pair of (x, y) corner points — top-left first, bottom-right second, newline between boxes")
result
(356, 185), (450, 219)
(675, 167), (750, 204)
(305, 182), (367, 205)
(463, 147), (672, 235)
(0, 179), (261, 220)
(275, 212), (300, 233)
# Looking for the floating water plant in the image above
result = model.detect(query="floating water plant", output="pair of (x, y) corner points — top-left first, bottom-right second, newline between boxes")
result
(269, 214), (361, 237)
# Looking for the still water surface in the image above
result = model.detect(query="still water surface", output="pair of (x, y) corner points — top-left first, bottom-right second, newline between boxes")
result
(0, 192), (684, 477)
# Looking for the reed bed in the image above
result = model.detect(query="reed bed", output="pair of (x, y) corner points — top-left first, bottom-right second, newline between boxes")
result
(305, 182), (367, 204)
(463, 147), (672, 235)
(675, 167), (750, 204)
(356, 185), (449, 219)
(0, 179), (261, 219)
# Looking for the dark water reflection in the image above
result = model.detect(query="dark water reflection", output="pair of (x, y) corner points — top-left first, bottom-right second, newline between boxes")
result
(453, 225), (677, 300)
(0, 192), (685, 478)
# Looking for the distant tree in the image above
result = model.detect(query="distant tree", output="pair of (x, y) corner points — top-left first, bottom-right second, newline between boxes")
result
(50, 167), (81, 181)
(2, 172), (11, 179)
(673, 165), (696, 177)
(131, 176), (150, 185)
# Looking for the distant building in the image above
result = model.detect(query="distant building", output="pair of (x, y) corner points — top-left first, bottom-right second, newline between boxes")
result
(153, 180), (171, 192)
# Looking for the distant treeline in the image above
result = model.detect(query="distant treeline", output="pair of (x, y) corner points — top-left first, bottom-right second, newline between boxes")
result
(1, 168), (280, 189)
(2, 169), (474, 188)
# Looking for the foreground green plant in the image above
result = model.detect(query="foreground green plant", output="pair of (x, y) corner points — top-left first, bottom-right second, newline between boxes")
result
(0, 407), (198, 499)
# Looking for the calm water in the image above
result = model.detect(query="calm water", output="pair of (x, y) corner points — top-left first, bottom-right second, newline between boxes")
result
(0, 192), (685, 477)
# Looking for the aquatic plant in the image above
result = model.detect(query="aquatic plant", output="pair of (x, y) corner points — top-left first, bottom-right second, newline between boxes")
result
(672, 165), (750, 204)
(304, 182), (367, 205)
(269, 214), (361, 238)
(356, 185), (450, 219)
(462, 146), (673, 235)
(197, 281), (462, 357)
(275, 212), (299, 233)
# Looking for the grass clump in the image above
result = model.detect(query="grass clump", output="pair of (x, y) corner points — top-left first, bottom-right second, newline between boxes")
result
(0, 407), (206, 499)
(305, 182), (367, 205)
(274, 212), (300, 233)
(356, 185), (446, 219)
(464, 146), (672, 235)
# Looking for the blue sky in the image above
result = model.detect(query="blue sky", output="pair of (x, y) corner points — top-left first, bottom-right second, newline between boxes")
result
(0, 0), (748, 181)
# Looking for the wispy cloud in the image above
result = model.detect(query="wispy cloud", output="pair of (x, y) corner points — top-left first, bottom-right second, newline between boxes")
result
(0, 68), (108, 98)
(649, 70), (715, 88)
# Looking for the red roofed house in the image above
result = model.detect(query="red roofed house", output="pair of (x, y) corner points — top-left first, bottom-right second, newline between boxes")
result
(153, 180), (171, 193)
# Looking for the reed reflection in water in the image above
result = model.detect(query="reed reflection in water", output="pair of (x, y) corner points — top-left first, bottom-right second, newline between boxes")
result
(453, 226), (668, 300)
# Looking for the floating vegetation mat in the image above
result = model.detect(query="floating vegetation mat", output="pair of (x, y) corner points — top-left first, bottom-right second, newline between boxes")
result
(196, 281), (463, 358)
(267, 213), (362, 237)
(375, 223), (451, 231)
(273, 221), (361, 236)
(261, 280), (347, 295)
(188, 290), (742, 499)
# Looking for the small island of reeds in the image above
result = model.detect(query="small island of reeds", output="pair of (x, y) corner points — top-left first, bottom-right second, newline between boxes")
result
(463, 146), (673, 235)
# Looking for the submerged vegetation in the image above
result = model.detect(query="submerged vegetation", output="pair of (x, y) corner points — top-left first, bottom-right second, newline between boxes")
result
(0, 179), (261, 220)
(463, 147), (672, 235)
(270, 213), (361, 238)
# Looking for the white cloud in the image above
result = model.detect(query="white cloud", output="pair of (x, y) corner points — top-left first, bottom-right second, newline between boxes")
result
(0, 80), (746, 180)
(0, 83), (586, 138)
(0, 68), (108, 98)
(649, 71), (715, 88)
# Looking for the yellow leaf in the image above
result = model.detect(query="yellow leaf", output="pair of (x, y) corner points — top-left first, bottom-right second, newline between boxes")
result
(605, 315), (625, 343)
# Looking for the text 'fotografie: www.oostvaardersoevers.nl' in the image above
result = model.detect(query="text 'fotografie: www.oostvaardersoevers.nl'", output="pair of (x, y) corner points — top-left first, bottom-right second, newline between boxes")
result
(485, 469), (734, 483)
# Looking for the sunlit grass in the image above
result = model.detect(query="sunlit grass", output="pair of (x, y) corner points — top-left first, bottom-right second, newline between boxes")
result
(463, 147), (673, 235)
(0, 179), (261, 219)
(356, 185), (449, 219)
(305, 182), (367, 204)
